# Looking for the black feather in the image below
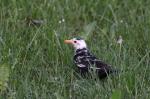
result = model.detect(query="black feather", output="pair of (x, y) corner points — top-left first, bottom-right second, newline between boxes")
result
(74, 48), (115, 79)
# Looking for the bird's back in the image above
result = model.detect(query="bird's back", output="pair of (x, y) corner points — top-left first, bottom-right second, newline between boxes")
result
(74, 48), (113, 79)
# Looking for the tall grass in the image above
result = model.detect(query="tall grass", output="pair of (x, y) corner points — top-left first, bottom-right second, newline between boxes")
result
(0, 0), (150, 98)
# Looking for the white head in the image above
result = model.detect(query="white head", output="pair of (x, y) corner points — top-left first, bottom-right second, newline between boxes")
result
(64, 37), (87, 50)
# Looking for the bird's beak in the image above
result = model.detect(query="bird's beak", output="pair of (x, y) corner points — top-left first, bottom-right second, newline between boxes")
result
(64, 40), (73, 44)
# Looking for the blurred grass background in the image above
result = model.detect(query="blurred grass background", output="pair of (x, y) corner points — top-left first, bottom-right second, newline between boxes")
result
(0, 0), (150, 98)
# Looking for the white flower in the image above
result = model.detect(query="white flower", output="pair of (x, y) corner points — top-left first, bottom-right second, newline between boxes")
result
(116, 35), (123, 44)
(58, 18), (65, 24)
(62, 18), (65, 22)
(58, 20), (62, 24)
(120, 20), (123, 23)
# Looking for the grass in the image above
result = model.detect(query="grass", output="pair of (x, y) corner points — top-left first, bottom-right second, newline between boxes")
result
(0, 0), (150, 98)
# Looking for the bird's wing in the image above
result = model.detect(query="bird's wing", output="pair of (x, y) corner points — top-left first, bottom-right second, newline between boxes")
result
(83, 54), (111, 70)
(74, 53), (100, 68)
(74, 55), (88, 67)
(74, 51), (111, 69)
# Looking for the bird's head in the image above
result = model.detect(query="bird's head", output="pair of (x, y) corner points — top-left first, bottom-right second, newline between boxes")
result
(64, 37), (87, 50)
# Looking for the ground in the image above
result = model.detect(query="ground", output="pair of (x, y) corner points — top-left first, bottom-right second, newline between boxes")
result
(0, 0), (150, 98)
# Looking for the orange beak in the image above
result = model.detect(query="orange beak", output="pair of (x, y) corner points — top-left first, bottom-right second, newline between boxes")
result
(64, 40), (73, 44)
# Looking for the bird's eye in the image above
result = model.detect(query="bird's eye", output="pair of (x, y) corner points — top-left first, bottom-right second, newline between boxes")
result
(74, 41), (77, 43)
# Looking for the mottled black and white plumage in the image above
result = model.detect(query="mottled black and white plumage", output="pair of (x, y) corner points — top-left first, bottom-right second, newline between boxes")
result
(65, 37), (115, 79)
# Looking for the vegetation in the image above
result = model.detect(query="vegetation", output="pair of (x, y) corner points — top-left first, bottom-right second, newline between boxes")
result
(0, 0), (150, 98)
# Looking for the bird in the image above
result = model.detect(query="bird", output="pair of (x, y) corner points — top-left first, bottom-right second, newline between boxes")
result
(64, 37), (117, 79)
